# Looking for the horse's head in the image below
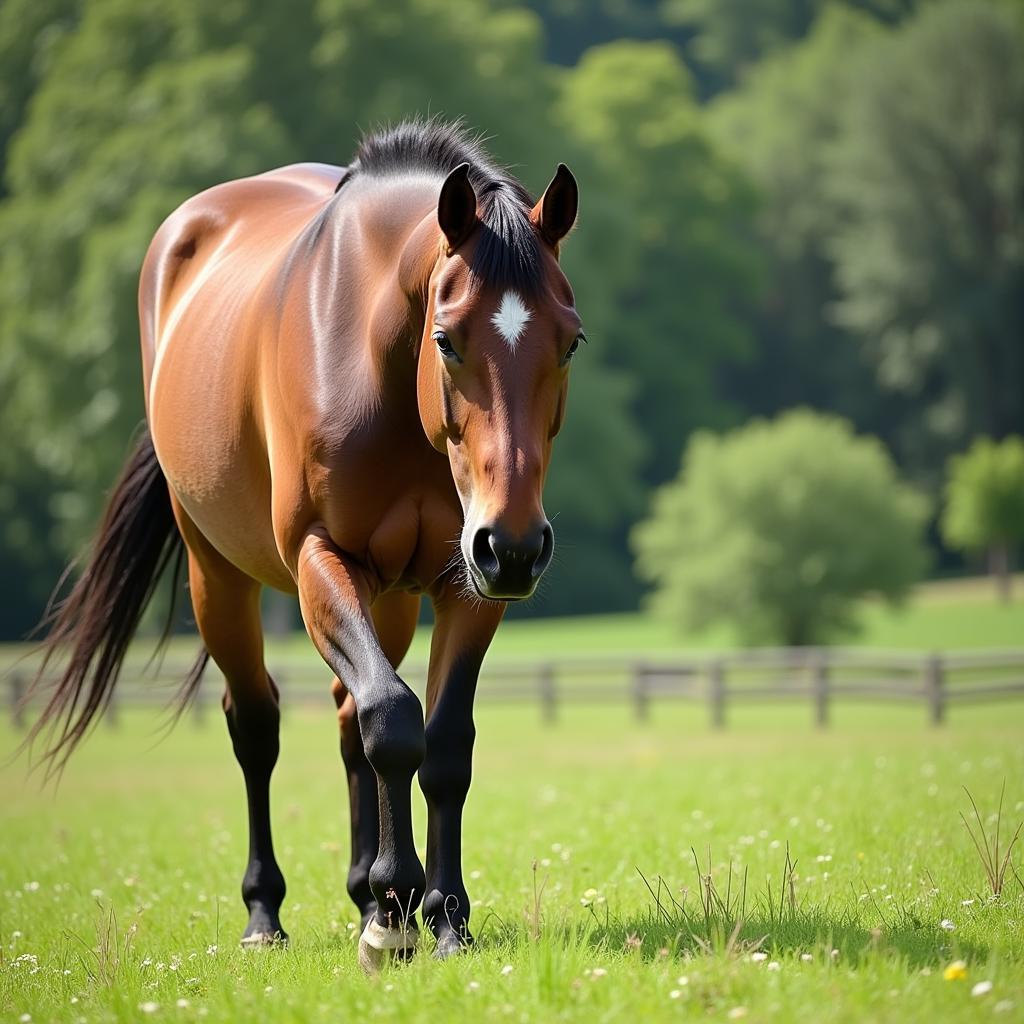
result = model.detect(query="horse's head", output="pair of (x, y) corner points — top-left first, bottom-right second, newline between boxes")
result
(417, 162), (581, 600)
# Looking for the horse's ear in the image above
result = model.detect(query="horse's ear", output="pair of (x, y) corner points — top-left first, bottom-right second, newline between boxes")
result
(437, 162), (477, 253)
(531, 163), (578, 249)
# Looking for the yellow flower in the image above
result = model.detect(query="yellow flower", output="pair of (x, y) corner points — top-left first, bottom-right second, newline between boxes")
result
(943, 960), (968, 981)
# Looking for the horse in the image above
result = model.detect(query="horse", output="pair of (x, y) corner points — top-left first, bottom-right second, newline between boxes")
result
(25, 119), (582, 970)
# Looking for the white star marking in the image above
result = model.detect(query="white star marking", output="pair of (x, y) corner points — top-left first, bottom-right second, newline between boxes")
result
(491, 291), (532, 351)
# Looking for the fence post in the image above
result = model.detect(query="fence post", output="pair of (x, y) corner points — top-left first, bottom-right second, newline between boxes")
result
(925, 652), (945, 726)
(9, 672), (25, 730)
(708, 660), (725, 729)
(813, 653), (830, 729)
(539, 663), (557, 725)
(632, 663), (650, 722)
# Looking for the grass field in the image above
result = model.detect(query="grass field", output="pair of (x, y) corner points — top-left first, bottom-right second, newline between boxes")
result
(3, 701), (1023, 1022)
(260, 574), (1024, 664)
(1, 575), (1021, 674)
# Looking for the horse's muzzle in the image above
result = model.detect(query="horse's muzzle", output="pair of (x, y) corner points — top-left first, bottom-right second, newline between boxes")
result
(467, 521), (553, 600)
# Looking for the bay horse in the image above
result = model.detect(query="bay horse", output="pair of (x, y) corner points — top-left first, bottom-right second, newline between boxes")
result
(26, 120), (582, 969)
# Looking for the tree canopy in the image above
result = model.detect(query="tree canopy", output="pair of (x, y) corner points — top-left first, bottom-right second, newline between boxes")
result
(941, 436), (1024, 601)
(827, 0), (1024, 468)
(632, 410), (930, 645)
(0, 0), (1019, 638)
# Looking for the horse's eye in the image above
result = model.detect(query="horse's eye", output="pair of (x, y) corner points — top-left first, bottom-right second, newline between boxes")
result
(433, 330), (460, 362)
(562, 333), (585, 366)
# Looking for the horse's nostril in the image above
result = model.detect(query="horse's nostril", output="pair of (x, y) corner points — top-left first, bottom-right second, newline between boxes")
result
(472, 527), (499, 580)
(470, 521), (553, 595)
(534, 522), (554, 577)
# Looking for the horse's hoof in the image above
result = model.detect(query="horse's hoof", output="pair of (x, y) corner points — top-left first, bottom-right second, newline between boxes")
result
(432, 930), (471, 960)
(240, 929), (288, 949)
(357, 918), (419, 974)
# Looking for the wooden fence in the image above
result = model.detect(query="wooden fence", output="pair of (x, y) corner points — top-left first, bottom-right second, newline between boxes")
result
(6, 647), (1024, 730)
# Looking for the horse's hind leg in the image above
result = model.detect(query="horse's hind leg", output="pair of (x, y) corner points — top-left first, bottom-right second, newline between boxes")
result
(179, 519), (287, 947)
(331, 590), (420, 928)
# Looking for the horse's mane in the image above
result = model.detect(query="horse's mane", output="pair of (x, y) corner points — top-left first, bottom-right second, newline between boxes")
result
(352, 119), (543, 295)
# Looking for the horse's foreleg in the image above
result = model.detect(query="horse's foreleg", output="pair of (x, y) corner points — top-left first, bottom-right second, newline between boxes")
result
(181, 535), (287, 948)
(331, 593), (421, 927)
(297, 531), (425, 970)
(419, 593), (504, 957)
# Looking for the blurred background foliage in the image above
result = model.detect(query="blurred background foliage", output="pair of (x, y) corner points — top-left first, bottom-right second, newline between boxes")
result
(0, 0), (1021, 640)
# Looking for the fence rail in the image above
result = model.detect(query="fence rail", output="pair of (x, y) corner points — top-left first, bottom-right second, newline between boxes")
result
(6, 646), (1024, 730)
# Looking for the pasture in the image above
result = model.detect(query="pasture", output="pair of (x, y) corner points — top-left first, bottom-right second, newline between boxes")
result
(262, 574), (1024, 664)
(3, 697), (1022, 1022)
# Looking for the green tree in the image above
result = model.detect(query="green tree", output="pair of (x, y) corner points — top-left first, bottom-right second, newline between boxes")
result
(827, 0), (1024, 468)
(0, 0), (81, 198)
(524, 0), (693, 67)
(0, 0), (647, 632)
(709, 6), (894, 444)
(556, 40), (762, 486)
(632, 410), (929, 645)
(941, 437), (1024, 602)
(664, 0), (915, 92)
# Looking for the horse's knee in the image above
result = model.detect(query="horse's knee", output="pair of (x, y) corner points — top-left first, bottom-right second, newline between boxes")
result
(420, 716), (474, 804)
(359, 675), (425, 777)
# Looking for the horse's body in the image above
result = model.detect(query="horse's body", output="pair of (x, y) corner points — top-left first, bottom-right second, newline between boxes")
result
(142, 161), (462, 594)
(30, 121), (582, 969)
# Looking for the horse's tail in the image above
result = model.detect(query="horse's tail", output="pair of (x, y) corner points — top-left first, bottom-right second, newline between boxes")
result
(23, 427), (208, 776)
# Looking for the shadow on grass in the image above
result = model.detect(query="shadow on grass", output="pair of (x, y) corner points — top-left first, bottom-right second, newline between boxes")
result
(581, 908), (991, 969)
(468, 853), (1000, 970)
(468, 904), (993, 970)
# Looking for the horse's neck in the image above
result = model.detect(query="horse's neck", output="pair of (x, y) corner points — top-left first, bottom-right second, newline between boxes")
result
(337, 176), (441, 352)
(295, 180), (440, 426)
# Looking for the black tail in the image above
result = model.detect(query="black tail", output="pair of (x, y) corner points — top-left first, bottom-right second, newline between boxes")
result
(24, 427), (207, 775)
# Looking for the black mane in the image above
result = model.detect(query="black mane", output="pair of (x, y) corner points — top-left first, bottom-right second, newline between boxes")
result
(351, 119), (543, 294)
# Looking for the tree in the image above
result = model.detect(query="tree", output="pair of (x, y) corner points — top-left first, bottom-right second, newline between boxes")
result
(0, 0), (648, 632)
(632, 410), (929, 645)
(556, 40), (763, 487)
(664, 0), (916, 93)
(941, 437), (1024, 602)
(708, 7), (888, 434)
(826, 0), (1024, 470)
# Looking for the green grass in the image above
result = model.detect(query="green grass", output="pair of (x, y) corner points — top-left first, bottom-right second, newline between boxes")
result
(3, 702), (1023, 1022)
(2, 575), (1021, 672)
(257, 574), (1024, 664)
